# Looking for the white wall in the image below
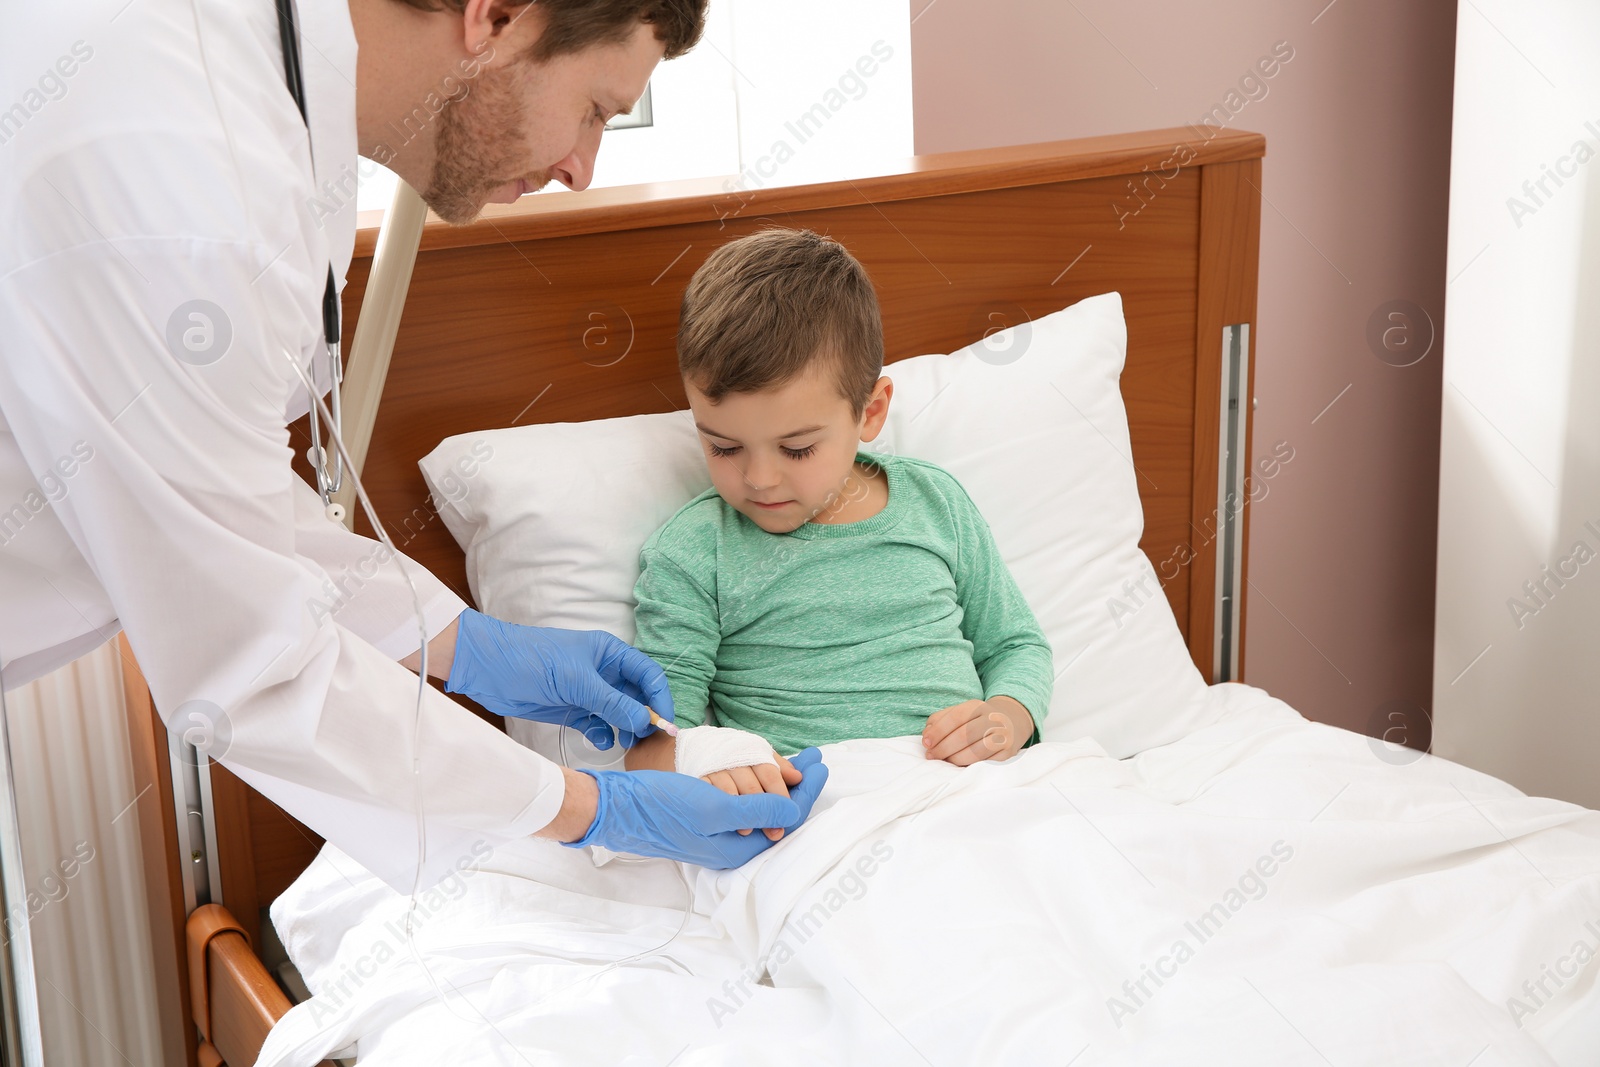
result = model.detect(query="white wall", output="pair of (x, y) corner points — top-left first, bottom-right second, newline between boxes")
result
(1434, 0), (1600, 807)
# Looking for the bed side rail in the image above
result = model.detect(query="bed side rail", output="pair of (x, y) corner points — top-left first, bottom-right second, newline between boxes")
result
(185, 904), (333, 1067)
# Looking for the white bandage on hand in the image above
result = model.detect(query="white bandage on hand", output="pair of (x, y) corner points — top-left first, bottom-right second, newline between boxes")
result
(674, 724), (778, 781)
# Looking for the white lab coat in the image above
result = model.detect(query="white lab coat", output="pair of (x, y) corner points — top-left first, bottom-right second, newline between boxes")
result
(0, 0), (565, 890)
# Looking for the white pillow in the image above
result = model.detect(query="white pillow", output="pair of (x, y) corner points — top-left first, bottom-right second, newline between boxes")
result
(420, 292), (1214, 762)
(422, 413), (712, 771)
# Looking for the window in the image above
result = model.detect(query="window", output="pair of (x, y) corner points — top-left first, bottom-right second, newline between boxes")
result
(603, 83), (652, 130)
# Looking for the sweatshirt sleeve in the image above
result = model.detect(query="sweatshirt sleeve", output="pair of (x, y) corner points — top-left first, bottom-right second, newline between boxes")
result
(632, 539), (720, 729)
(943, 479), (1055, 737)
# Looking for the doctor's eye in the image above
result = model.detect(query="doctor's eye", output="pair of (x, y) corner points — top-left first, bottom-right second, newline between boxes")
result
(782, 444), (817, 460)
(707, 443), (742, 457)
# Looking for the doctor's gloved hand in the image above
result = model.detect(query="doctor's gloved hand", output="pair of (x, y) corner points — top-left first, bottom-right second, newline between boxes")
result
(566, 748), (829, 868)
(444, 608), (673, 749)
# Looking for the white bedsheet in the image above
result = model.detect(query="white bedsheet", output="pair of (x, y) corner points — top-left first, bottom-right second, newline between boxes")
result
(258, 684), (1600, 1066)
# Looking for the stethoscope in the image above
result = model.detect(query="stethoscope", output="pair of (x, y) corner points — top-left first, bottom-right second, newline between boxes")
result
(275, 0), (346, 521)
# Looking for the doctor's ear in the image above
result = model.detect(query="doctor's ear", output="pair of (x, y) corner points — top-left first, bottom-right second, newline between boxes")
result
(458, 0), (542, 56)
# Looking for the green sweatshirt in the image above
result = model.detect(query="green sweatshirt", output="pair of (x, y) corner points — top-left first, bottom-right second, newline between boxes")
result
(631, 451), (1054, 753)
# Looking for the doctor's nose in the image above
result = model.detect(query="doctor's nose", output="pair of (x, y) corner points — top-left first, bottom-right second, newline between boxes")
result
(550, 128), (601, 191)
(550, 154), (591, 192)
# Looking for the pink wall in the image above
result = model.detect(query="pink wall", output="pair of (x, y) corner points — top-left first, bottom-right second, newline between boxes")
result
(911, 0), (1457, 736)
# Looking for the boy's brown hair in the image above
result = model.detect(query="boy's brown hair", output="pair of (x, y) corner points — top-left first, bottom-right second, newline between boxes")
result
(677, 228), (884, 418)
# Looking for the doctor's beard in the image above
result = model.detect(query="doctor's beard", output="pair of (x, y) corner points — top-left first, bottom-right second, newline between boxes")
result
(425, 58), (552, 226)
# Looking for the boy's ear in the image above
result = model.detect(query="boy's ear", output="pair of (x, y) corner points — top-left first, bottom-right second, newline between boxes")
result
(858, 375), (894, 442)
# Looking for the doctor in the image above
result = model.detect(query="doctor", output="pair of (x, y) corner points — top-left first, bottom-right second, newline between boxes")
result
(0, 0), (826, 890)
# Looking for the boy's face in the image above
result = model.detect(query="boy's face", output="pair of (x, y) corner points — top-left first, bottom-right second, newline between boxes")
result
(685, 364), (893, 534)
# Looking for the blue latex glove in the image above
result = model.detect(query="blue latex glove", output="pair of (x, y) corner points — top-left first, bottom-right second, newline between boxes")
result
(566, 748), (830, 868)
(444, 608), (673, 749)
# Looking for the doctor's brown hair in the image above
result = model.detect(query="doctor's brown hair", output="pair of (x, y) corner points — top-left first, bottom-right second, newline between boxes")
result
(678, 228), (885, 418)
(389, 0), (706, 61)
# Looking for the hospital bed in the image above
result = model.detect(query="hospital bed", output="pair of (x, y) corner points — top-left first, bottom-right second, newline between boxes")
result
(116, 126), (1600, 1065)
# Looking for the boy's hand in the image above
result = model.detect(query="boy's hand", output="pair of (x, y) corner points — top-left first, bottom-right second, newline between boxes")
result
(702, 753), (803, 840)
(923, 696), (1034, 765)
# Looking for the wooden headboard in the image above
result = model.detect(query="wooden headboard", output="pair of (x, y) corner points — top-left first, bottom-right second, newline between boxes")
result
(135, 126), (1263, 1067)
(343, 125), (1263, 663)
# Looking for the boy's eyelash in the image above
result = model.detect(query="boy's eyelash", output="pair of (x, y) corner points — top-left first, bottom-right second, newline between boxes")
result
(706, 443), (817, 459)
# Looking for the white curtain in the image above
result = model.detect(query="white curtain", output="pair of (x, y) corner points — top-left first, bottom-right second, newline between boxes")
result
(4, 638), (178, 1065)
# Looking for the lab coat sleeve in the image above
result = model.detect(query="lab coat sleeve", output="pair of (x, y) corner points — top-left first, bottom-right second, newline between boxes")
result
(291, 480), (467, 661)
(0, 231), (565, 892)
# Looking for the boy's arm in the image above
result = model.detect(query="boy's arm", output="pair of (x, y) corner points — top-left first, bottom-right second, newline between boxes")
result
(945, 484), (1055, 741)
(627, 540), (797, 839)
(625, 729), (676, 771)
(629, 544), (718, 751)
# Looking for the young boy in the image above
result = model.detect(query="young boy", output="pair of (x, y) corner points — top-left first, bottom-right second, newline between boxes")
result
(625, 228), (1053, 825)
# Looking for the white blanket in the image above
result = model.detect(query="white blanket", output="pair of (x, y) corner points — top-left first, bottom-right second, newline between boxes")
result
(259, 685), (1600, 1066)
